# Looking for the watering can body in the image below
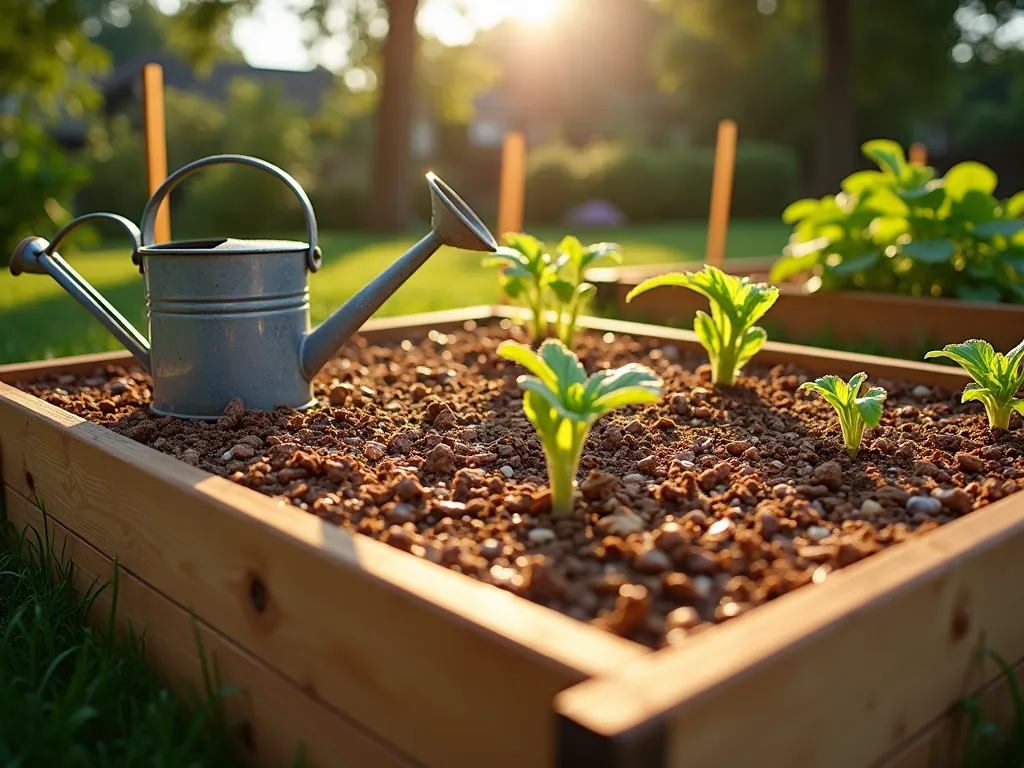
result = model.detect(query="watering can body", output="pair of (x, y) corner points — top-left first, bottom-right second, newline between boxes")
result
(143, 237), (315, 418)
(10, 154), (498, 420)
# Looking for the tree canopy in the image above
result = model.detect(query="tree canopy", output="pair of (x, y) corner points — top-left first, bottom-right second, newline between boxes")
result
(653, 0), (1024, 190)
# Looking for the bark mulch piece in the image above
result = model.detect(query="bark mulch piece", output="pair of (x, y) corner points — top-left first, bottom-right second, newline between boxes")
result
(17, 320), (1024, 649)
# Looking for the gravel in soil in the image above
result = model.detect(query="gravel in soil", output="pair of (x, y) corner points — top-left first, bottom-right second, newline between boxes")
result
(16, 320), (1024, 649)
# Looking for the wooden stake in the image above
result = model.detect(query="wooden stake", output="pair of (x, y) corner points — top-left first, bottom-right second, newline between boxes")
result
(497, 131), (526, 238)
(142, 63), (171, 244)
(706, 119), (737, 268)
(909, 142), (928, 167)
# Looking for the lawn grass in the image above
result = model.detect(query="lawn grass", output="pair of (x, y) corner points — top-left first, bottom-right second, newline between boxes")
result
(0, 220), (789, 365)
(0, 505), (243, 766)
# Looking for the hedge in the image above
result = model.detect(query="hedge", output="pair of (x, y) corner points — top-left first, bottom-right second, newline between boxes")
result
(522, 139), (799, 225)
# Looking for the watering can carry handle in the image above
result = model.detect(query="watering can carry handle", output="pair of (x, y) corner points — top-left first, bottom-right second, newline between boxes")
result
(138, 154), (322, 272)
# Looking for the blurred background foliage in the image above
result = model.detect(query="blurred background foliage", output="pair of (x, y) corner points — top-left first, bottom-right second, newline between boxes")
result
(6, 0), (1024, 263)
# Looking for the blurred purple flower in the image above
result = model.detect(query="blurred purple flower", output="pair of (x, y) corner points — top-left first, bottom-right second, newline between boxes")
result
(564, 200), (627, 229)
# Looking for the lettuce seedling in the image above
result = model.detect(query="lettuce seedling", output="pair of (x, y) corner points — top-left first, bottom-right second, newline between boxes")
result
(497, 338), (662, 516)
(799, 372), (888, 458)
(547, 236), (621, 348)
(625, 264), (780, 386)
(924, 339), (1024, 429)
(482, 233), (556, 342)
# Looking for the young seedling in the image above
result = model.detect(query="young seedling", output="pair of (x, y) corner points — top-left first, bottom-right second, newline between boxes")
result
(547, 236), (621, 348)
(799, 372), (888, 458)
(924, 339), (1024, 429)
(497, 338), (662, 517)
(625, 264), (780, 386)
(482, 233), (556, 342)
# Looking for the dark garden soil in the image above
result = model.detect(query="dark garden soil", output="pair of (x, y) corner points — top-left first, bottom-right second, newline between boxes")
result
(16, 319), (1024, 650)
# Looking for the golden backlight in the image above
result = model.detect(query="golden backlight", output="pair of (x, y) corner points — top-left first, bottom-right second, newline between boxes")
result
(508, 0), (563, 24)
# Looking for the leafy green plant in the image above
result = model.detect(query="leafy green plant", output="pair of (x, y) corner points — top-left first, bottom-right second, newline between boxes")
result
(547, 235), (621, 347)
(798, 372), (887, 458)
(483, 233), (555, 341)
(624, 264), (780, 385)
(483, 233), (620, 345)
(497, 338), (662, 516)
(772, 139), (1024, 303)
(924, 338), (1024, 429)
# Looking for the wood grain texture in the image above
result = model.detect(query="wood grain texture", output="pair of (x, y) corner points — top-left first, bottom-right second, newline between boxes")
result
(706, 119), (737, 268)
(2, 486), (414, 768)
(555, 490), (1024, 768)
(877, 653), (1024, 768)
(5, 306), (1017, 768)
(0, 376), (644, 768)
(142, 63), (171, 244)
(498, 131), (526, 237)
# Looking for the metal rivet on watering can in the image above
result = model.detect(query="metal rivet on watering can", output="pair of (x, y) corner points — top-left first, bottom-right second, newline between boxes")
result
(10, 155), (498, 420)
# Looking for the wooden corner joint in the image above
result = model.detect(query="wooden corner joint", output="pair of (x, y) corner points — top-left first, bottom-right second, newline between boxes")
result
(557, 711), (667, 768)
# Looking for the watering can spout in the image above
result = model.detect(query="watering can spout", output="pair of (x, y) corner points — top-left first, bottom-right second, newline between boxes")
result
(299, 172), (497, 380)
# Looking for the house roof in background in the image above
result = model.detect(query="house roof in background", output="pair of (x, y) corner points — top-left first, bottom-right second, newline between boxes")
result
(101, 52), (337, 114)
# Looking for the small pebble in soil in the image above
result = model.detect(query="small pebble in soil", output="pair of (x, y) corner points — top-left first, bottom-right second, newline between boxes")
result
(932, 487), (973, 515)
(860, 500), (884, 517)
(956, 453), (985, 473)
(906, 495), (943, 516)
(528, 528), (556, 545)
(807, 525), (831, 542)
(16, 323), (1024, 651)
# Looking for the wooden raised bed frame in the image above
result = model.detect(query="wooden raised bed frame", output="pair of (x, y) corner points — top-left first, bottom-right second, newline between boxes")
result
(1, 305), (1022, 768)
(587, 257), (1024, 356)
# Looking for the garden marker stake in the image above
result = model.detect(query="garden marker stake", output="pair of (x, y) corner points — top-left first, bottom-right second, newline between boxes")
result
(706, 118), (737, 269)
(9, 154), (497, 420)
(498, 131), (526, 238)
(142, 63), (171, 244)
(909, 142), (928, 167)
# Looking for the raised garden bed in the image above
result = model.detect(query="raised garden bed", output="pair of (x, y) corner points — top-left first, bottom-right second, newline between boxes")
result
(588, 258), (1024, 357)
(2, 305), (1023, 767)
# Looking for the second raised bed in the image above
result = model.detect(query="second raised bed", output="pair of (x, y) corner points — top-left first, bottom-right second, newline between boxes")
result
(588, 259), (1024, 357)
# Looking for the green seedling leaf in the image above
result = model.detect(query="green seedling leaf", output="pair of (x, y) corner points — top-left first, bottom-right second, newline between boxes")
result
(627, 265), (779, 386)
(769, 248), (822, 283)
(973, 219), (1024, 239)
(830, 250), (882, 277)
(901, 239), (956, 264)
(863, 139), (906, 178)
(841, 170), (888, 196)
(1006, 191), (1024, 219)
(547, 278), (576, 303)
(782, 198), (822, 223)
(483, 233), (558, 342)
(543, 236), (624, 348)
(944, 161), (998, 201)
(799, 372), (887, 457)
(498, 339), (662, 516)
(954, 189), (998, 223)
(925, 338), (1024, 429)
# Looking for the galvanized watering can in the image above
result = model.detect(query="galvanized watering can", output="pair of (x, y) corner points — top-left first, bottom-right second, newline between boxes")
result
(10, 154), (498, 419)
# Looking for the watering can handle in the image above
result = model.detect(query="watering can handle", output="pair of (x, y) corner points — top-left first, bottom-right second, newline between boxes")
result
(9, 213), (152, 371)
(138, 154), (322, 272)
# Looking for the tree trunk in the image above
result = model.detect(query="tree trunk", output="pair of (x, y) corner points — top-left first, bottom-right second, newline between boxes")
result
(368, 0), (419, 231)
(814, 0), (855, 195)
